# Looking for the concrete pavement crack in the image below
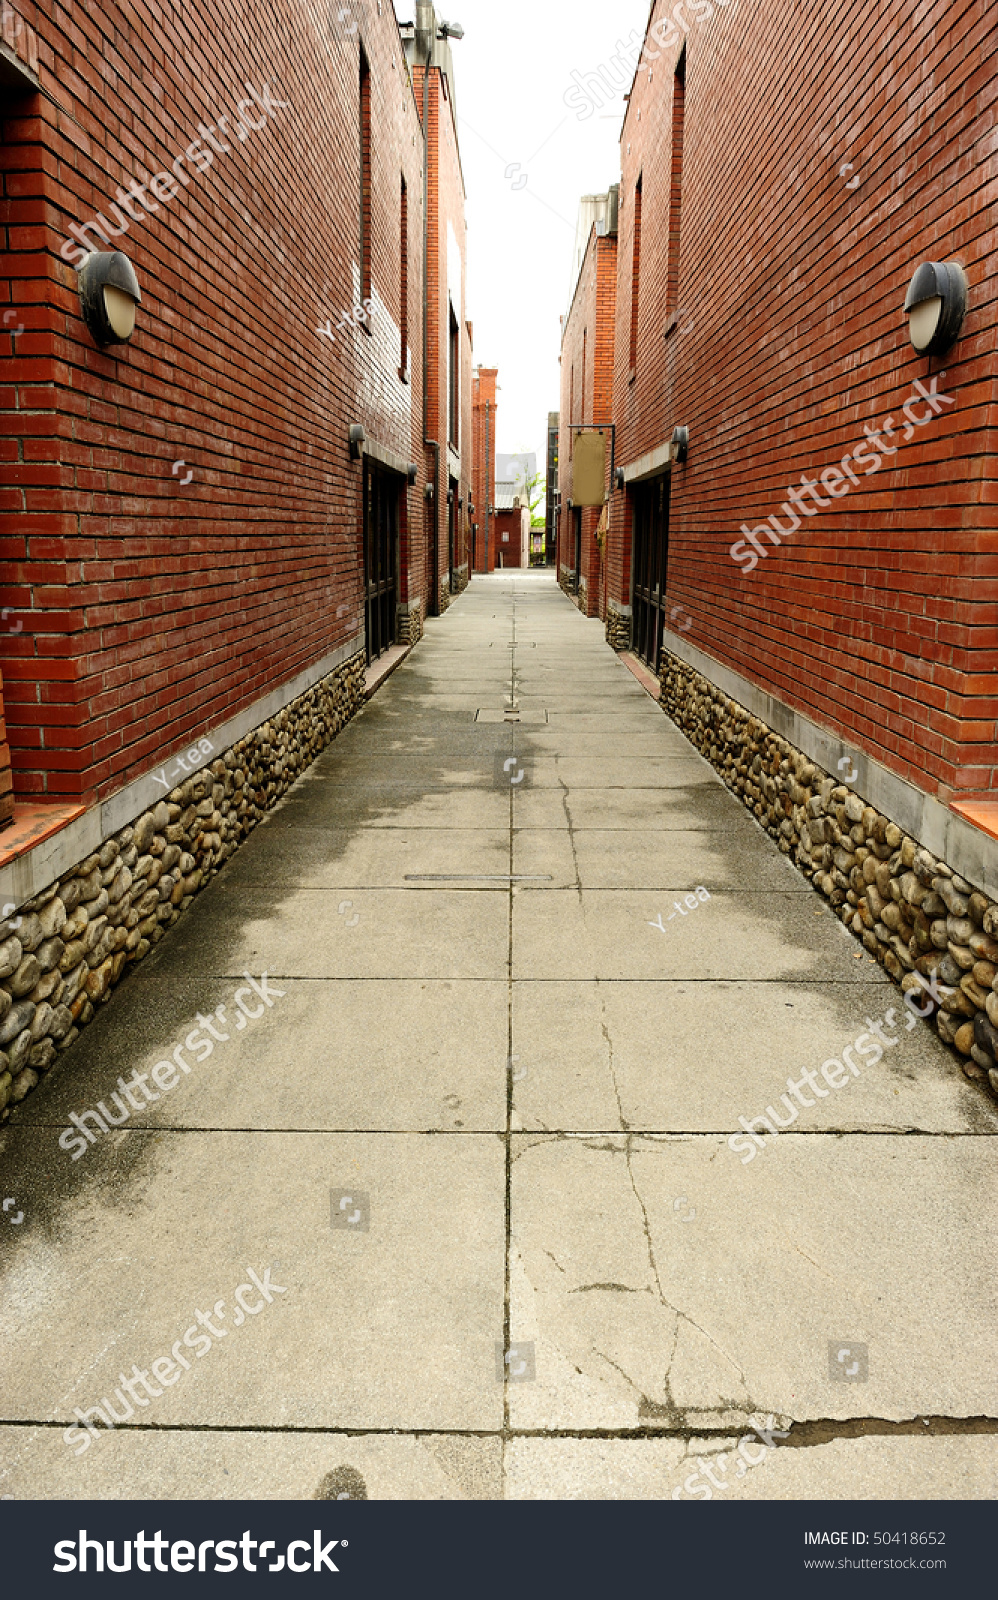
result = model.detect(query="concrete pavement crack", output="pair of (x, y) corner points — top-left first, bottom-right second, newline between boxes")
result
(558, 778), (583, 905)
(599, 994), (630, 1132)
(571, 1282), (647, 1294)
(623, 1136), (749, 1406)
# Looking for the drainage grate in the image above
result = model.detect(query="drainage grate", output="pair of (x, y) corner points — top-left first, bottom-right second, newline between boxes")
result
(475, 710), (548, 724)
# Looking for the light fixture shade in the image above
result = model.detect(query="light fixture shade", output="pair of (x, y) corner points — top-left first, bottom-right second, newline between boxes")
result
(903, 261), (967, 356)
(348, 423), (366, 460)
(670, 425), (690, 465)
(78, 250), (141, 347)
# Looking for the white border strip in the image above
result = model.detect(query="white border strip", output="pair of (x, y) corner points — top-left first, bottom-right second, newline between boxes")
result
(0, 634), (364, 909)
(662, 628), (998, 902)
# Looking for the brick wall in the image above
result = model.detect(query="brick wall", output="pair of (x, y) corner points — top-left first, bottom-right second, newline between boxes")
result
(607, 0), (997, 806)
(0, 0), (424, 804)
(412, 32), (469, 610)
(559, 221), (617, 616)
(471, 366), (497, 572)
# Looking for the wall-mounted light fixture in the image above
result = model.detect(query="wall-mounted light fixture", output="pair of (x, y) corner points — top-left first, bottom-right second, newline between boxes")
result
(437, 20), (465, 38)
(447, 489), (454, 506)
(904, 261), (968, 356)
(670, 426), (689, 465)
(614, 468), (625, 491)
(566, 498), (574, 510)
(348, 424), (366, 461)
(424, 482), (434, 501)
(78, 250), (141, 347)
(407, 463), (418, 486)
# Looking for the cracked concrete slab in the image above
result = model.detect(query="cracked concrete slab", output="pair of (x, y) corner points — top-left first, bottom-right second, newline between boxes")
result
(0, 1425), (503, 1501)
(511, 889), (880, 981)
(15, 976), (508, 1134)
(157, 883), (510, 980)
(504, 1435), (998, 1500)
(222, 825), (513, 888)
(510, 979), (998, 1133)
(513, 826), (810, 890)
(1, 573), (992, 1505)
(508, 1133), (998, 1431)
(0, 1131), (505, 1461)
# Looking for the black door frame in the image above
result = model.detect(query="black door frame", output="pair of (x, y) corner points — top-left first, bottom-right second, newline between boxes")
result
(572, 506), (583, 594)
(448, 477), (457, 595)
(630, 472), (672, 671)
(363, 460), (401, 665)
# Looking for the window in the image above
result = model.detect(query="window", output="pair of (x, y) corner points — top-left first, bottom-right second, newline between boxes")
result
(448, 304), (460, 446)
(359, 50), (372, 326)
(667, 50), (686, 317)
(629, 174), (642, 374)
(399, 176), (409, 379)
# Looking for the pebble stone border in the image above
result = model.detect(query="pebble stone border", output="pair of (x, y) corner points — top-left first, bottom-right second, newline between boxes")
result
(659, 650), (998, 1102)
(605, 607), (630, 652)
(0, 652), (366, 1126)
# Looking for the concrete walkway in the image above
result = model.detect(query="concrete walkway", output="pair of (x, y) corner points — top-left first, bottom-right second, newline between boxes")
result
(1, 573), (996, 1501)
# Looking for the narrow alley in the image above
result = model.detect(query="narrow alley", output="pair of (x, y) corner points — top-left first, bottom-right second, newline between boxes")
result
(1, 0), (996, 1559)
(1, 574), (994, 1503)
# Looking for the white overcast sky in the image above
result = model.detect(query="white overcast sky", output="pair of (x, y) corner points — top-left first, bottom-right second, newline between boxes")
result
(394, 0), (648, 465)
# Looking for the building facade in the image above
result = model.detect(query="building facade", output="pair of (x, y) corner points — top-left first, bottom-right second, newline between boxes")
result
(563, 0), (998, 1091)
(544, 410), (559, 567)
(557, 187), (618, 619)
(602, 0), (995, 810)
(471, 365), (498, 573)
(404, 3), (472, 612)
(0, 0), (471, 1122)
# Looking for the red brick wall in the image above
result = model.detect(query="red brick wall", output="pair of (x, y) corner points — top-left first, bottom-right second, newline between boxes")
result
(559, 225), (617, 616)
(0, 0), (424, 804)
(609, 0), (997, 805)
(414, 46), (469, 605)
(471, 366), (497, 572)
(459, 316), (473, 575)
(494, 510), (522, 569)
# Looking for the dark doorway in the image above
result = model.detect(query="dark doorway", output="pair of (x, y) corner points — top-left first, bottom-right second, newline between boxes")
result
(572, 506), (582, 593)
(363, 461), (400, 664)
(448, 479), (457, 595)
(631, 472), (671, 670)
